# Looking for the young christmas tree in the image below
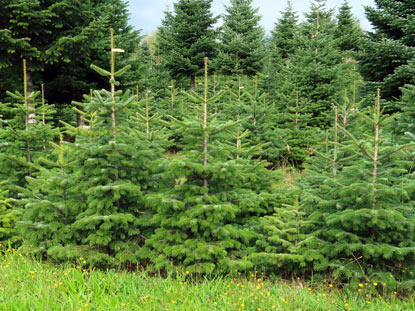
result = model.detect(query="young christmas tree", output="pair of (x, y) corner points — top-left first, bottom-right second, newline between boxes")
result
(19, 134), (79, 256)
(141, 58), (278, 273)
(0, 180), (16, 245)
(0, 60), (57, 198)
(0, 104), (15, 244)
(250, 195), (321, 275)
(216, 0), (265, 76)
(20, 29), (164, 266)
(302, 90), (415, 281)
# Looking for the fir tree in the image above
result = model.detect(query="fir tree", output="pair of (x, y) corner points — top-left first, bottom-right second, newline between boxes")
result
(257, 90), (319, 167)
(250, 195), (321, 274)
(0, 0), (141, 124)
(302, 91), (415, 280)
(158, 0), (218, 89)
(142, 58), (278, 273)
(358, 0), (415, 100)
(335, 0), (363, 52)
(216, 0), (265, 76)
(19, 135), (79, 256)
(0, 180), (16, 245)
(0, 60), (57, 198)
(270, 0), (359, 129)
(271, 0), (299, 59)
(395, 84), (415, 142)
(21, 30), (163, 265)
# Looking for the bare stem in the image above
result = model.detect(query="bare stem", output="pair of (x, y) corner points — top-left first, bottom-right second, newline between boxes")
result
(146, 90), (150, 136)
(110, 28), (116, 137)
(238, 76), (241, 118)
(203, 57), (209, 192)
(23, 60), (32, 176)
(170, 80), (174, 110)
(295, 91), (299, 130)
(41, 84), (46, 125)
(333, 106), (338, 177)
(372, 89), (380, 208)
(23, 59), (28, 131)
(343, 89), (348, 131)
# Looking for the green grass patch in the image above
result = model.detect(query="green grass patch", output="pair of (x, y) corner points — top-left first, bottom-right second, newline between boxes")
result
(0, 246), (414, 310)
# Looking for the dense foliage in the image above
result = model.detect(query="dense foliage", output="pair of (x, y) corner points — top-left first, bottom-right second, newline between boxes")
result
(216, 0), (265, 76)
(359, 0), (415, 100)
(2, 0), (415, 286)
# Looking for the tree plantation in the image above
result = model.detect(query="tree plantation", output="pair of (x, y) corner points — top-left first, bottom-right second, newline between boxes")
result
(2, 0), (415, 290)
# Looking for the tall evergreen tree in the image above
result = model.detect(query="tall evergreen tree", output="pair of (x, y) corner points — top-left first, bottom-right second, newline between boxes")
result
(216, 0), (265, 76)
(335, 0), (363, 52)
(0, 0), (141, 123)
(358, 0), (415, 100)
(271, 0), (298, 59)
(158, 0), (218, 90)
(271, 0), (356, 129)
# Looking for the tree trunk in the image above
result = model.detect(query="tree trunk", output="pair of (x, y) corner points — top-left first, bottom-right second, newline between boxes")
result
(75, 90), (85, 127)
(26, 66), (36, 127)
(202, 59), (208, 194)
(190, 75), (195, 90)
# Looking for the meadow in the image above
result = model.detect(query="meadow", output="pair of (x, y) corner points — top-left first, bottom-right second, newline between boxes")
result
(0, 245), (414, 311)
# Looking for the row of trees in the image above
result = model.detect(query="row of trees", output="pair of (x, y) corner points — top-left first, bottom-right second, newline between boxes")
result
(2, 50), (415, 288)
(2, 0), (415, 286)
(3, 0), (414, 124)
(0, 0), (141, 123)
(157, 0), (362, 89)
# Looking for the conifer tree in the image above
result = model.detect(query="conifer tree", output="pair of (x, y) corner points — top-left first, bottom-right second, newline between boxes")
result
(270, 0), (358, 129)
(19, 135), (79, 256)
(0, 106), (15, 244)
(335, 0), (363, 52)
(257, 91), (319, 167)
(158, 0), (218, 89)
(216, 0), (265, 76)
(20, 30), (164, 265)
(302, 91), (415, 280)
(0, 180), (16, 245)
(142, 58), (278, 273)
(358, 0), (415, 100)
(395, 84), (415, 142)
(0, 0), (141, 122)
(0, 60), (57, 198)
(250, 195), (321, 274)
(271, 0), (299, 59)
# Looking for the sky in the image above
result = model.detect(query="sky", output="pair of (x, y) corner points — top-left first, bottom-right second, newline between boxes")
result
(127, 0), (376, 36)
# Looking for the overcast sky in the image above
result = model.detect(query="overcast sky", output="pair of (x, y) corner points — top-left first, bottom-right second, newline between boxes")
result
(128, 0), (376, 35)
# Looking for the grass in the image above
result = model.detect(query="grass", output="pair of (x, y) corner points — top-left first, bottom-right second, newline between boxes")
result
(0, 247), (414, 310)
